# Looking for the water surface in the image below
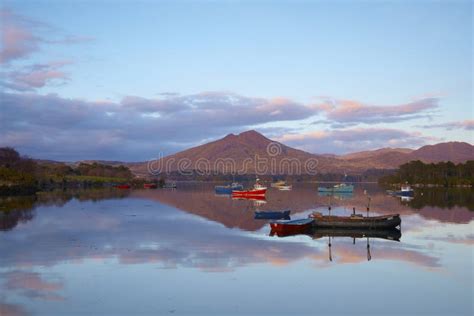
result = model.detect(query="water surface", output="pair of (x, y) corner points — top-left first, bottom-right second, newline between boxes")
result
(0, 183), (472, 315)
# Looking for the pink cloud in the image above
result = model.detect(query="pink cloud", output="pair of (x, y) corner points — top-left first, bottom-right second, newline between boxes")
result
(0, 9), (41, 63)
(315, 97), (439, 124)
(419, 120), (474, 131)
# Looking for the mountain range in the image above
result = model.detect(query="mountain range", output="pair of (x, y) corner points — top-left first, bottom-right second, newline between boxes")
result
(125, 130), (474, 176)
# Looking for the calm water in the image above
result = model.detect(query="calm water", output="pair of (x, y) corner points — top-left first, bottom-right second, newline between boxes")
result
(0, 183), (472, 316)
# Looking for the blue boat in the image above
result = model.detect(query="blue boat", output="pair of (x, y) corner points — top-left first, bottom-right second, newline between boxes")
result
(318, 183), (354, 193)
(254, 209), (291, 220)
(215, 182), (243, 194)
(395, 184), (414, 197)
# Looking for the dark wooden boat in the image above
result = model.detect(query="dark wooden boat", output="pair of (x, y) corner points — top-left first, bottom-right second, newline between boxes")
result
(143, 183), (157, 189)
(255, 209), (291, 220)
(309, 212), (401, 229)
(115, 184), (131, 189)
(312, 227), (401, 241)
(269, 218), (314, 236)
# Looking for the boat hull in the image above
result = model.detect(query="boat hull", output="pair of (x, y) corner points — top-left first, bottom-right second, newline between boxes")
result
(396, 191), (414, 197)
(270, 218), (314, 237)
(311, 214), (401, 229)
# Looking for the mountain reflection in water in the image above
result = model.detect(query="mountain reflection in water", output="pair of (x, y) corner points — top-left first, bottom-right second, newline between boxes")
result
(0, 183), (472, 315)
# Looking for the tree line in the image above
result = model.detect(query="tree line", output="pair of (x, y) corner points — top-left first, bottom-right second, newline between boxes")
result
(0, 147), (134, 195)
(379, 160), (474, 187)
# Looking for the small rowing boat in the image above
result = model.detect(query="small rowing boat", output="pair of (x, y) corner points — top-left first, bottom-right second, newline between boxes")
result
(215, 182), (243, 194)
(309, 212), (401, 229)
(255, 209), (291, 220)
(269, 218), (314, 236)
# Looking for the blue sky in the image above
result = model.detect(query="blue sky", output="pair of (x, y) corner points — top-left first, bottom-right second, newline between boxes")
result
(1, 0), (472, 160)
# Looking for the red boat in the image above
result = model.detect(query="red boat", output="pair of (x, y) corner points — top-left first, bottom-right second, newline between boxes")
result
(143, 183), (157, 189)
(231, 188), (267, 197)
(115, 184), (131, 189)
(269, 218), (314, 236)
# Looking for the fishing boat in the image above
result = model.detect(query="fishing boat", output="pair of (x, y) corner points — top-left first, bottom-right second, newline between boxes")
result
(215, 182), (243, 194)
(143, 183), (157, 189)
(163, 182), (177, 189)
(269, 218), (314, 236)
(231, 178), (267, 197)
(115, 184), (131, 189)
(318, 183), (354, 193)
(395, 184), (414, 197)
(309, 212), (401, 229)
(271, 180), (286, 188)
(254, 209), (291, 220)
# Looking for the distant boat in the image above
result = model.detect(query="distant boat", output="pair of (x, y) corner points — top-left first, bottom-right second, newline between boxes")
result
(395, 184), (414, 197)
(277, 185), (292, 191)
(215, 182), (243, 194)
(163, 182), (177, 189)
(253, 178), (267, 190)
(318, 183), (354, 193)
(232, 178), (267, 197)
(271, 180), (286, 188)
(255, 209), (291, 220)
(143, 183), (157, 189)
(115, 184), (131, 189)
(269, 218), (314, 236)
(309, 212), (401, 229)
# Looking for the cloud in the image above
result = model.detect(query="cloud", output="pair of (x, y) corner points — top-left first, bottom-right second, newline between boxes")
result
(0, 9), (93, 64)
(2, 61), (72, 91)
(276, 128), (436, 154)
(0, 91), (319, 160)
(0, 9), (44, 63)
(315, 97), (439, 125)
(418, 120), (474, 131)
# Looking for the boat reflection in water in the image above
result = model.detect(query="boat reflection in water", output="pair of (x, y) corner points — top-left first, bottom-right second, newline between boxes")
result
(271, 225), (402, 261)
(315, 228), (402, 261)
(318, 191), (354, 200)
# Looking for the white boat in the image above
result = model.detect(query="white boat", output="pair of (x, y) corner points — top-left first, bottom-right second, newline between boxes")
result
(278, 185), (292, 191)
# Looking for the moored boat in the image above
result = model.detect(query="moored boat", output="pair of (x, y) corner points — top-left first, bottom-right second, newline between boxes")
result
(309, 212), (401, 229)
(395, 184), (414, 197)
(277, 185), (292, 191)
(143, 183), (157, 189)
(115, 184), (131, 189)
(318, 183), (354, 193)
(163, 182), (177, 189)
(269, 218), (314, 236)
(255, 209), (291, 220)
(215, 182), (243, 194)
(271, 180), (286, 188)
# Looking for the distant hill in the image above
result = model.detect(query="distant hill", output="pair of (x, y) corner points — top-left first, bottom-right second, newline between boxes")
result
(127, 131), (474, 177)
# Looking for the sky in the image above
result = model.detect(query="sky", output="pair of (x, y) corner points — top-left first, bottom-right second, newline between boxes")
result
(0, 0), (472, 161)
